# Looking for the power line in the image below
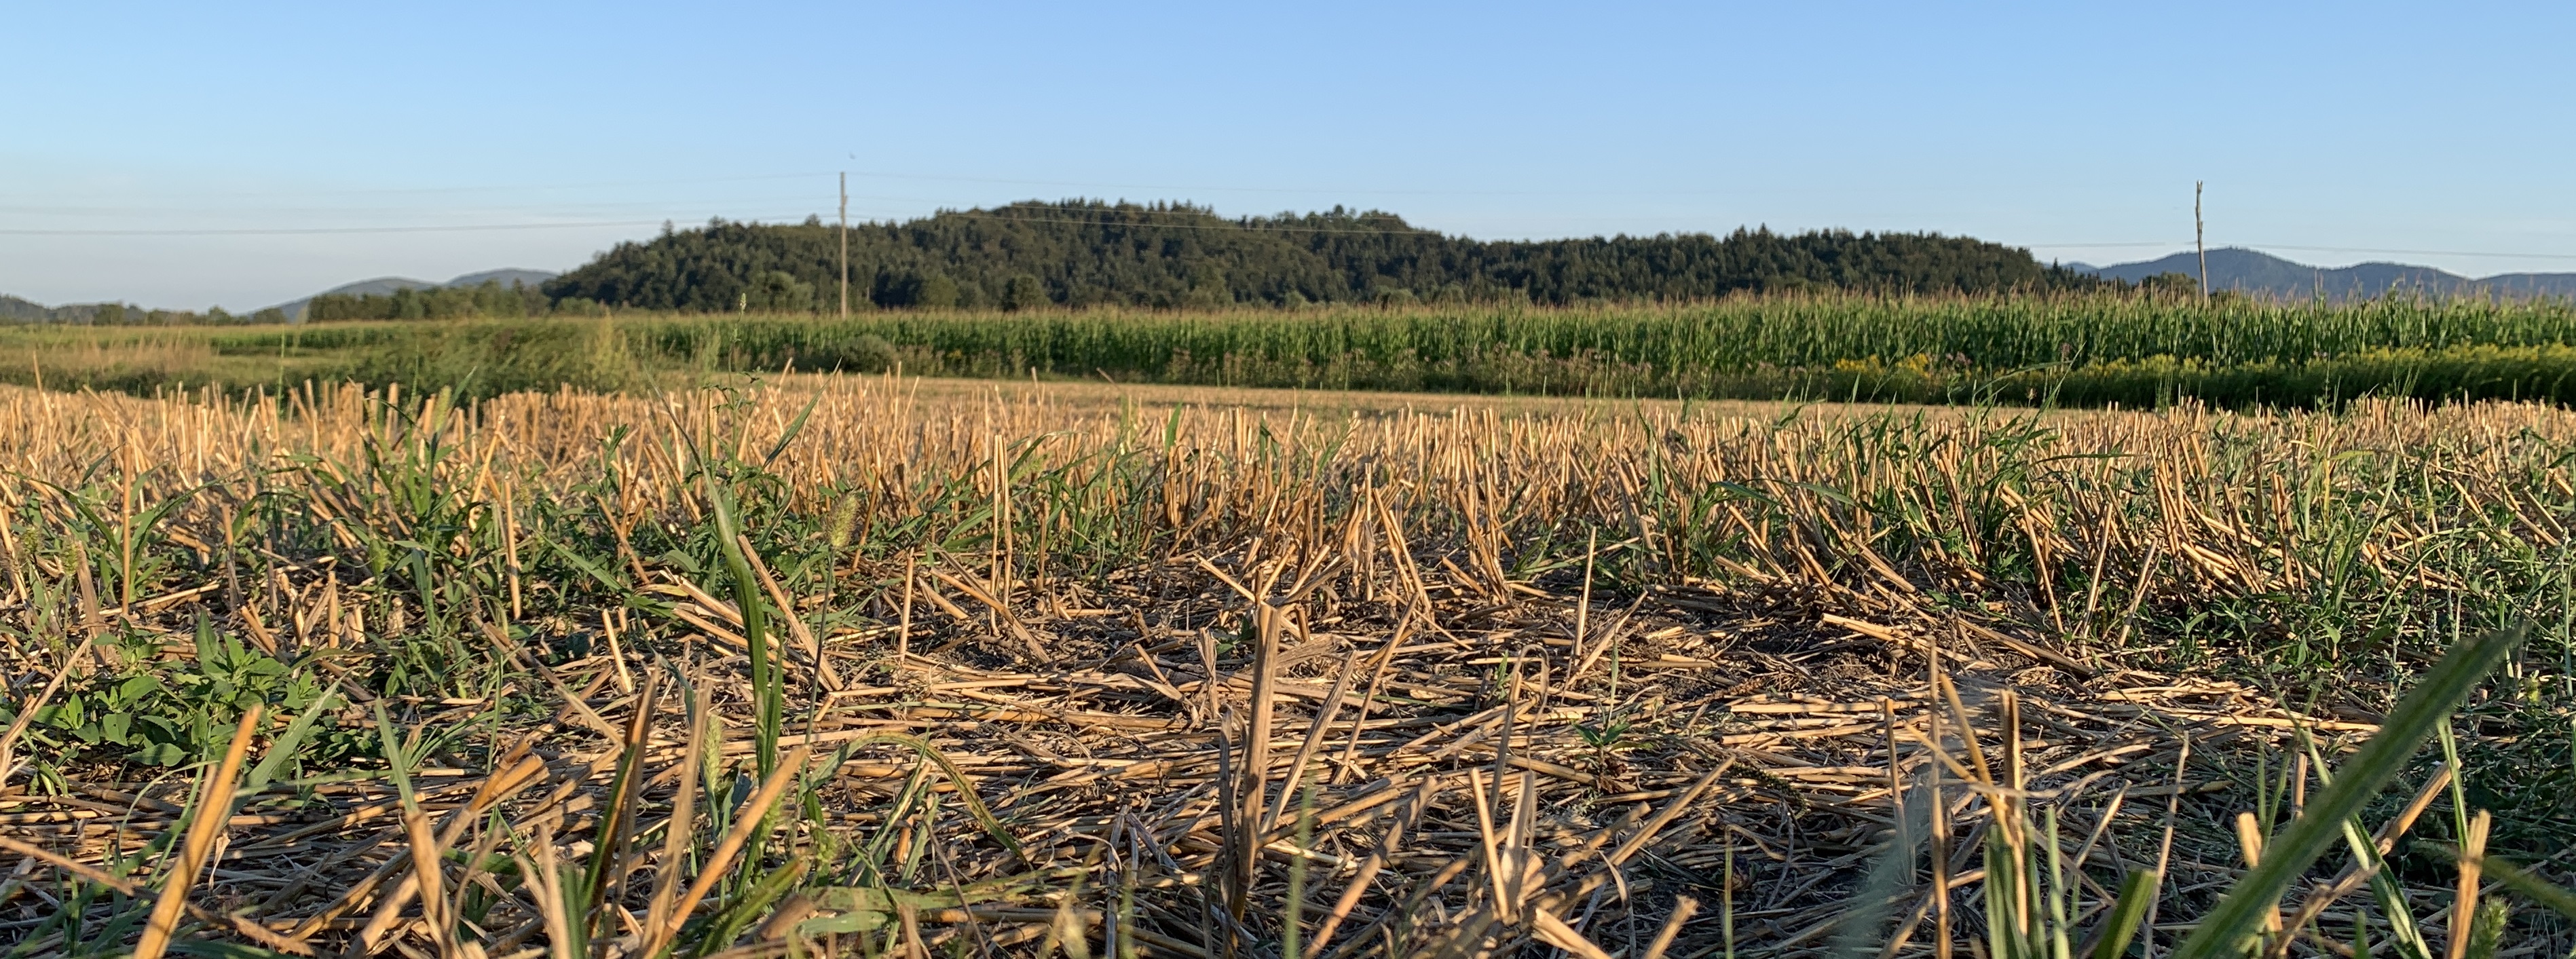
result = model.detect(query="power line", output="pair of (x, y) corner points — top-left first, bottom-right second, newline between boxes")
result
(0, 164), (1734, 206)
(0, 220), (673, 236)
(0, 191), (928, 217)
(0, 209), (1445, 238)
(808, 214), (2576, 259)
(924, 209), (1442, 236)
(0, 171), (842, 202)
(839, 168), (1749, 198)
(2027, 242), (2576, 263)
(2244, 244), (2576, 262)
(2023, 242), (2186, 248)
(12, 210), (2576, 265)
(10, 164), (2575, 258)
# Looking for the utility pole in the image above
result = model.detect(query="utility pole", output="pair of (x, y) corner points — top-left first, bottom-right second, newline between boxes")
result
(2194, 181), (2208, 301)
(838, 172), (850, 318)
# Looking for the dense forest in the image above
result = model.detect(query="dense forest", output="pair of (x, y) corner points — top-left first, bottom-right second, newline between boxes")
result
(544, 201), (2101, 312)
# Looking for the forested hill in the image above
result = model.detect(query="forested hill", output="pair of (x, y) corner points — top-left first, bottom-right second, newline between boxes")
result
(544, 201), (2095, 311)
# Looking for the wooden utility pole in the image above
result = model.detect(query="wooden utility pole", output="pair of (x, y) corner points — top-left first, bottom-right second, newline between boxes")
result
(2195, 181), (2208, 301)
(838, 172), (850, 318)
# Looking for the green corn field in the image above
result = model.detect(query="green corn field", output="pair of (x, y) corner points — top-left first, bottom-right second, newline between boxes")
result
(11, 292), (2576, 407)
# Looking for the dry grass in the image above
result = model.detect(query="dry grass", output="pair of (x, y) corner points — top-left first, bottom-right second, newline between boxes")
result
(0, 376), (2569, 957)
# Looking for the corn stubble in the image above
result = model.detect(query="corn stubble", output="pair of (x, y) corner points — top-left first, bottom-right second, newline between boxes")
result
(0, 376), (2569, 957)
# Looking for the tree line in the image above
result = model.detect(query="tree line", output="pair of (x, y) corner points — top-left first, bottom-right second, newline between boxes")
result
(0, 295), (289, 325)
(303, 280), (605, 322)
(543, 201), (2103, 312)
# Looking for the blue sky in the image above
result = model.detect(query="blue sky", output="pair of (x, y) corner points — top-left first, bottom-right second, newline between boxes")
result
(5, 1), (2573, 309)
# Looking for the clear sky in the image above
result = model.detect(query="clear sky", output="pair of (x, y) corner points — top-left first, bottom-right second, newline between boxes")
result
(6, 1), (2574, 309)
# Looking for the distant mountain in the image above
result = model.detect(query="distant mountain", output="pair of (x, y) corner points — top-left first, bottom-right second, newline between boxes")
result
(272, 268), (557, 319)
(446, 269), (557, 290)
(2065, 248), (2576, 300)
(2468, 272), (2576, 299)
(310, 276), (438, 299)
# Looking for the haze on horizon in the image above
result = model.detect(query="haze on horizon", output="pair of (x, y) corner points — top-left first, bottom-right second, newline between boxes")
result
(5, 1), (2574, 311)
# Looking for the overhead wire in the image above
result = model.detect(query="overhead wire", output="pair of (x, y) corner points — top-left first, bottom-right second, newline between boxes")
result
(0, 220), (673, 236)
(5, 189), (2576, 262)
(0, 166), (1812, 204)
(833, 168), (1761, 197)
(2235, 244), (2576, 262)
(0, 171), (844, 202)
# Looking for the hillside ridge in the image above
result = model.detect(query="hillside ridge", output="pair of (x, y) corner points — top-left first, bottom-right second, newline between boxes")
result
(2068, 246), (2576, 299)
(272, 268), (558, 319)
(542, 200), (2095, 311)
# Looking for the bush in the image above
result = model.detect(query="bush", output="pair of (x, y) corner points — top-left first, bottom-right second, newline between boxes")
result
(913, 274), (960, 309)
(846, 334), (900, 373)
(746, 271), (816, 312)
(1001, 274), (1049, 312)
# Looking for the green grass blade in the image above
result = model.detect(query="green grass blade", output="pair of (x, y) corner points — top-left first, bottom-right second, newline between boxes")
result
(760, 392), (822, 467)
(690, 859), (810, 956)
(2468, 856), (2576, 922)
(243, 688), (338, 795)
(2089, 871), (2158, 959)
(166, 942), (297, 958)
(2167, 622), (2526, 959)
(369, 701), (417, 808)
(841, 732), (1023, 857)
(696, 457), (777, 776)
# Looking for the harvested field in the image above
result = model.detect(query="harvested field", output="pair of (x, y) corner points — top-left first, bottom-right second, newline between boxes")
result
(0, 377), (2571, 957)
